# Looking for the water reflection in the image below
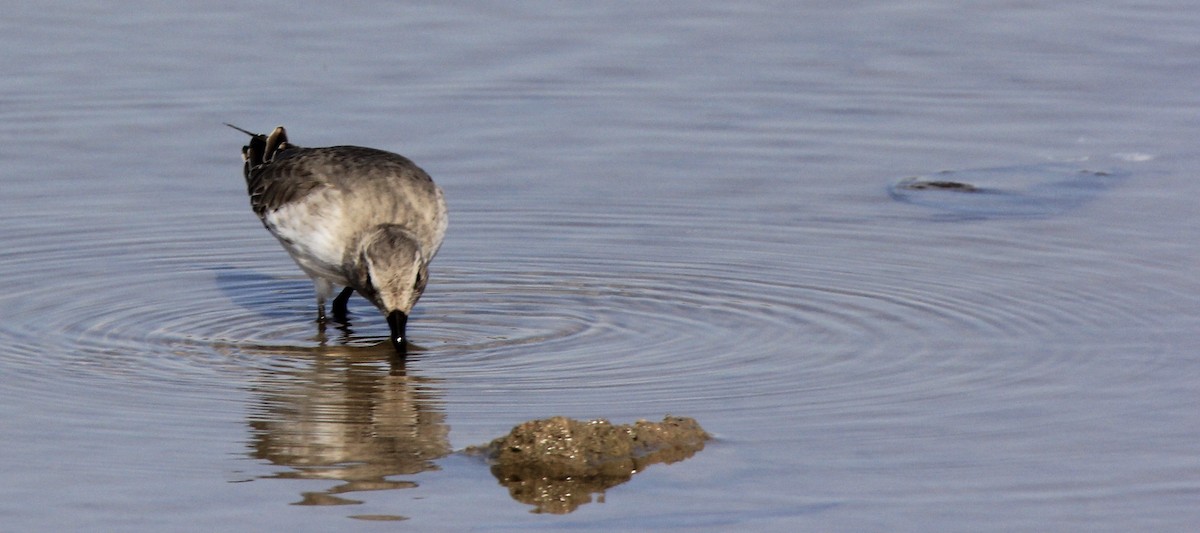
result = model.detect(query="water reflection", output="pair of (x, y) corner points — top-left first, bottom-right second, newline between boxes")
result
(244, 344), (449, 507)
(240, 340), (711, 515)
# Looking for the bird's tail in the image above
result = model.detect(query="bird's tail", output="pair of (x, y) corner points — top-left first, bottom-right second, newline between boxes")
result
(225, 124), (291, 177)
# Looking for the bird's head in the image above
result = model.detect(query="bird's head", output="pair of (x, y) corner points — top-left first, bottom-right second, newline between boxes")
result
(354, 226), (430, 353)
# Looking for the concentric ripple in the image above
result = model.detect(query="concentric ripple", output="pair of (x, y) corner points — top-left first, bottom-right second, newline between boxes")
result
(0, 177), (1180, 431)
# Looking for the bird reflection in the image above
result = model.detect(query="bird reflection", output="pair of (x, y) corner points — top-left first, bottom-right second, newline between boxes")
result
(243, 342), (449, 506)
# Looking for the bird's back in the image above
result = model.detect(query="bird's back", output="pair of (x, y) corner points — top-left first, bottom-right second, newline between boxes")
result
(246, 140), (448, 261)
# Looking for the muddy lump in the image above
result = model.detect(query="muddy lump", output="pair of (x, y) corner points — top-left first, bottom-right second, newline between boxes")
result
(467, 415), (710, 513)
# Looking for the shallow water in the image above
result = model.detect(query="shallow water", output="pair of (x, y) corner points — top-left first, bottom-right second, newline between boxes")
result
(3, 2), (1200, 531)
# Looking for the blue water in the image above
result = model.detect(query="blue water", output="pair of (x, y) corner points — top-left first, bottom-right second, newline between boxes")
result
(2, 2), (1199, 531)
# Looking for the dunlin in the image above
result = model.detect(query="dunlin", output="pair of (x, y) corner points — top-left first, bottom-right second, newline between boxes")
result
(229, 124), (447, 353)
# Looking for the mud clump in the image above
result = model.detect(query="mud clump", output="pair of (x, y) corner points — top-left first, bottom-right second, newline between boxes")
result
(467, 416), (710, 513)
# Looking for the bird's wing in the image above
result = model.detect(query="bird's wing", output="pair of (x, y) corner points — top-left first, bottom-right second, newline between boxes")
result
(246, 154), (329, 220)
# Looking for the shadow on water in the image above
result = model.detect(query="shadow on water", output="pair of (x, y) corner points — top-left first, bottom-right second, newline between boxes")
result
(210, 265), (313, 320)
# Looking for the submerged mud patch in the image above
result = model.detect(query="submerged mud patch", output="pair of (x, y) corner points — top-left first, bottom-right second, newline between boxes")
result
(894, 177), (980, 192)
(466, 416), (710, 514)
(888, 163), (1128, 219)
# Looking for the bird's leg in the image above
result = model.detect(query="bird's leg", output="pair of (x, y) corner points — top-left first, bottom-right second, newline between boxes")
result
(332, 286), (355, 322)
(313, 278), (334, 324)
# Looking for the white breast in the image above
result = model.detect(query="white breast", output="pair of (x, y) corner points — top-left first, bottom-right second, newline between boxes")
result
(264, 189), (352, 286)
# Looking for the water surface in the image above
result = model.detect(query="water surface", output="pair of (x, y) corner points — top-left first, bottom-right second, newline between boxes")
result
(2, 2), (1199, 531)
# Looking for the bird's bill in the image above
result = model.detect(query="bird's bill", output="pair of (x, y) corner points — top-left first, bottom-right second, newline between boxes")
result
(387, 310), (409, 353)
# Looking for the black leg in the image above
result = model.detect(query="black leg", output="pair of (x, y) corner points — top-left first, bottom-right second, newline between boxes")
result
(332, 286), (355, 322)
